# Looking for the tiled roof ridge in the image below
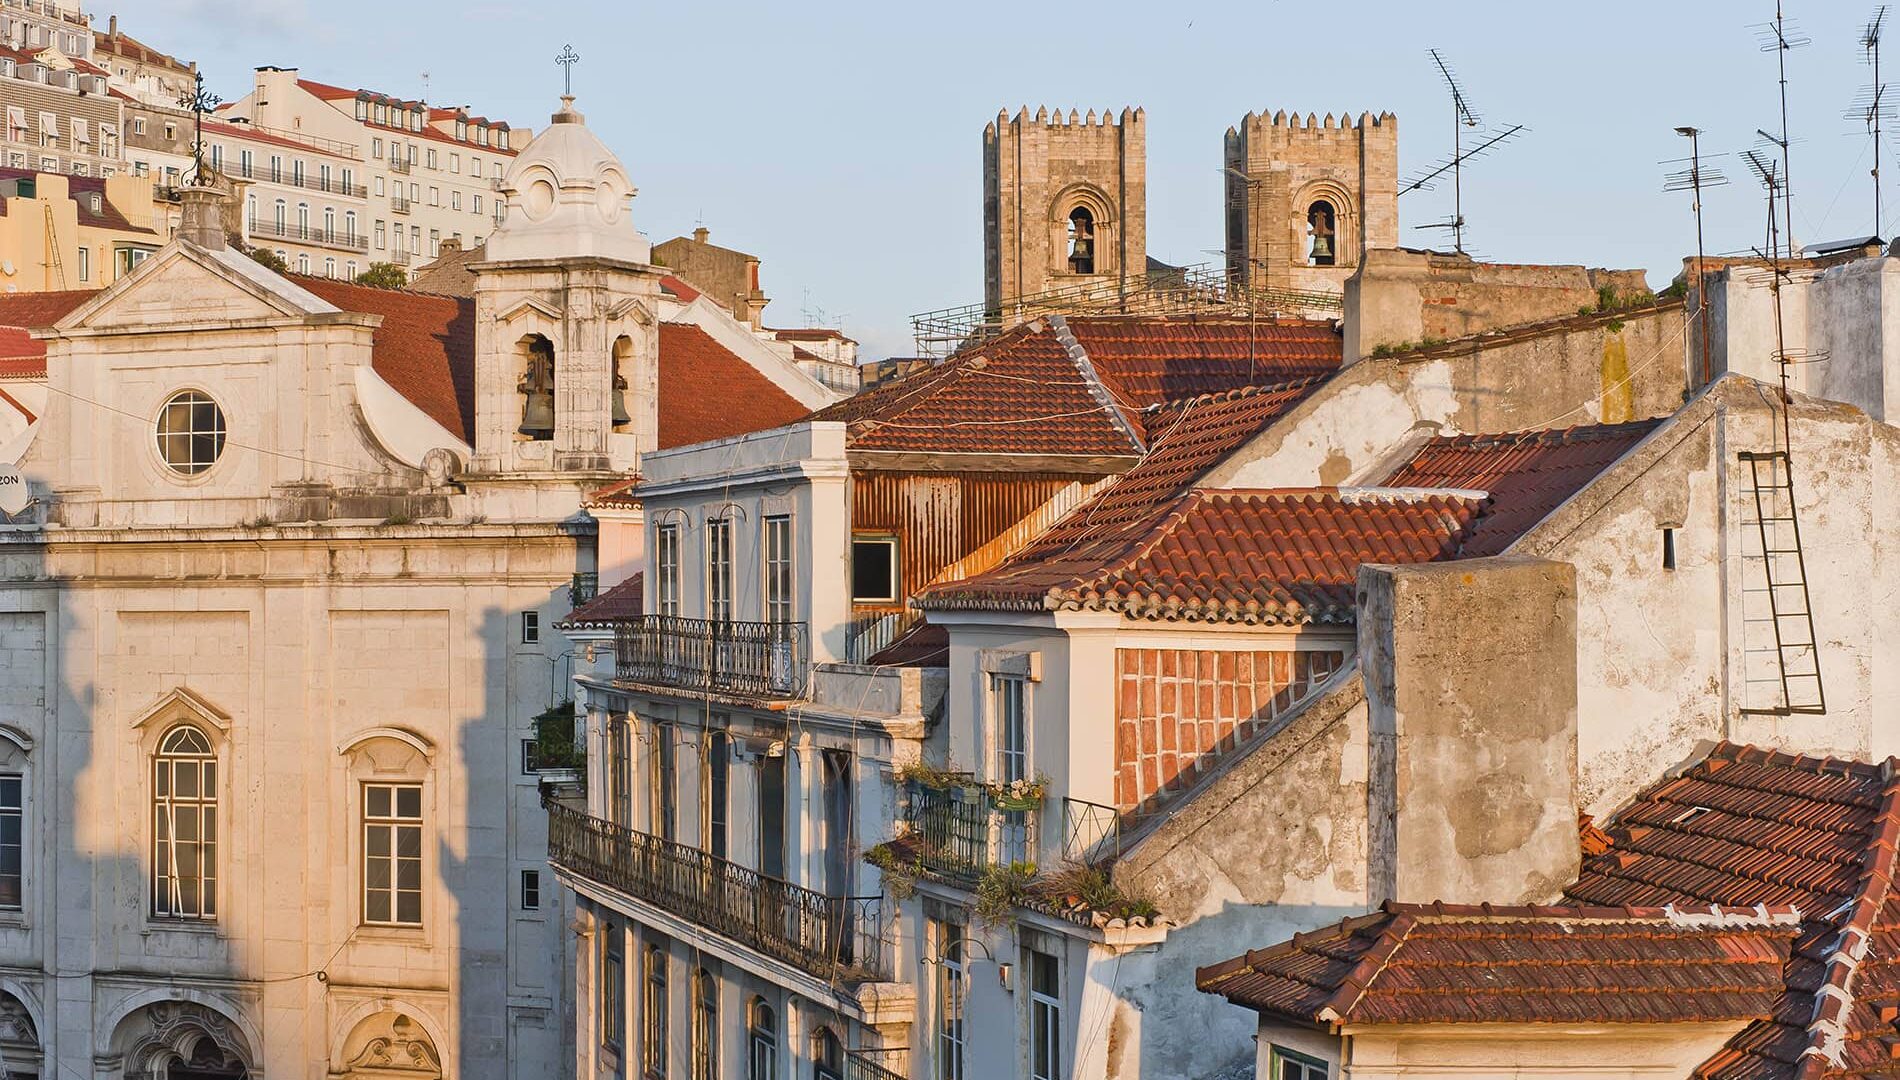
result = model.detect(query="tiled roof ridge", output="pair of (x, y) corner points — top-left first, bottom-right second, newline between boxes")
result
(1376, 898), (1806, 925)
(1315, 910), (1418, 1024)
(1425, 418), (1668, 448)
(1048, 313), (1145, 455)
(835, 322), (1037, 429)
(283, 271), (469, 305)
(1704, 739), (1892, 782)
(1141, 375), (1329, 416)
(1793, 757), (1900, 1078)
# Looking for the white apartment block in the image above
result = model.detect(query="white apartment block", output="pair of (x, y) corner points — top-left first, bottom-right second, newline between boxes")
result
(222, 67), (524, 277)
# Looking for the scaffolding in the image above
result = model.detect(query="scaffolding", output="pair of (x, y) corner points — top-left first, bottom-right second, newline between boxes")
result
(910, 263), (1344, 360)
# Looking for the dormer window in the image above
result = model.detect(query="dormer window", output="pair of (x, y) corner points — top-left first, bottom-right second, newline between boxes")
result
(1066, 206), (1095, 274)
(1307, 200), (1337, 267)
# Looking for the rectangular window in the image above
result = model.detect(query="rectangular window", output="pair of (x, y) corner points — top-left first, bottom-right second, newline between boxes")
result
(1028, 948), (1060, 1080)
(451, 190), (461, 210)
(474, 193), (483, 215)
(521, 737), (541, 774)
(764, 515), (793, 624)
(602, 924), (625, 1052)
(994, 673), (1029, 862)
(0, 775), (21, 910)
(1271, 1048), (1328, 1080)
(521, 868), (541, 910)
(707, 517), (734, 623)
(935, 925), (966, 1080)
(362, 783), (423, 926)
(521, 610), (539, 644)
(372, 137), (383, 159)
(851, 536), (899, 603)
(656, 523), (682, 617)
(651, 722), (676, 841)
(76, 245), (89, 282)
(759, 753), (785, 880)
(610, 716), (633, 828)
(643, 943), (669, 1078)
(706, 728), (729, 859)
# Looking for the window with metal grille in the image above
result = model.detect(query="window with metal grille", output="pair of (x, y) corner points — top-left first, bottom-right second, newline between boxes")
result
(707, 517), (734, 623)
(363, 782), (422, 926)
(153, 725), (216, 918)
(764, 515), (794, 624)
(154, 390), (225, 475)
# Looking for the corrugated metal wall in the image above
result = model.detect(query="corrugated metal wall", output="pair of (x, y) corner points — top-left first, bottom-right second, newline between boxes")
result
(850, 471), (1093, 598)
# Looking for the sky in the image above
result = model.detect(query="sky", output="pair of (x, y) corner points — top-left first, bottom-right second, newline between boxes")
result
(131, 0), (1894, 359)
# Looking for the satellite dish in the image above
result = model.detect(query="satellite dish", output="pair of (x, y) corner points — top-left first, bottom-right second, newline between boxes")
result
(1, 260), (14, 275)
(0, 465), (27, 515)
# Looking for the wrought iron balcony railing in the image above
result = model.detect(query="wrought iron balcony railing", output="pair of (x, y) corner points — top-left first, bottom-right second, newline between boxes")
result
(246, 219), (369, 252)
(845, 1050), (908, 1080)
(390, 156), (412, 174)
(546, 798), (885, 982)
(389, 194), (412, 213)
(1061, 796), (1121, 865)
(899, 780), (1036, 883)
(614, 615), (809, 699)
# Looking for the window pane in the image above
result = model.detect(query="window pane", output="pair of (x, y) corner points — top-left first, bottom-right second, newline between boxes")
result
(397, 891), (421, 924)
(366, 891), (390, 923)
(396, 824), (421, 858)
(396, 786), (421, 818)
(367, 785), (390, 817)
(367, 825), (390, 858)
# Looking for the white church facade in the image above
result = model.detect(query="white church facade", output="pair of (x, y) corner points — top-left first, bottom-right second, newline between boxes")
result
(0, 96), (833, 1078)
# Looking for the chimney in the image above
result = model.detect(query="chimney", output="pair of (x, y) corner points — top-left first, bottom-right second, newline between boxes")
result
(108, 14), (117, 40)
(176, 186), (228, 251)
(692, 226), (709, 245)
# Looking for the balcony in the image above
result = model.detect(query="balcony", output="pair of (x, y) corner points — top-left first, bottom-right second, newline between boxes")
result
(230, 162), (367, 198)
(546, 798), (886, 982)
(389, 194), (412, 214)
(898, 779), (1036, 883)
(246, 220), (370, 253)
(845, 1051), (908, 1080)
(390, 156), (412, 175)
(390, 249), (413, 266)
(613, 615), (809, 699)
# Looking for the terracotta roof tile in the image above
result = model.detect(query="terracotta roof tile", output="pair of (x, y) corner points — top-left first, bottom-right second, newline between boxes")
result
(0, 168), (156, 235)
(556, 574), (642, 628)
(656, 323), (811, 449)
(1382, 420), (1662, 556)
(1198, 902), (1799, 1027)
(1068, 315), (1340, 407)
(296, 277), (474, 440)
(660, 276), (701, 302)
(0, 290), (98, 378)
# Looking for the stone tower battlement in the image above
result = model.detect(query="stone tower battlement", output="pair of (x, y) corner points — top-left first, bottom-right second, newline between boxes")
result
(1225, 108), (1400, 295)
(983, 105), (1147, 319)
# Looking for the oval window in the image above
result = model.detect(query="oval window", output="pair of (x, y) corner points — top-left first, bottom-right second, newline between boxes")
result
(155, 390), (226, 475)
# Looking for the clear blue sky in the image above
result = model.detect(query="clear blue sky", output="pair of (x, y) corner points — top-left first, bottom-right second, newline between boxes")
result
(143, 0), (1889, 358)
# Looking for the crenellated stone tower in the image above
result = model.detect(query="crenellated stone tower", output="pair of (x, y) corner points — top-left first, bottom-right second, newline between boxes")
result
(983, 106), (1146, 321)
(1224, 110), (1398, 295)
(470, 95), (663, 479)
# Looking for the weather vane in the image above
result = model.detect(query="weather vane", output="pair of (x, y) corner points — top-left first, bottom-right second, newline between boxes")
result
(176, 71), (222, 187)
(555, 45), (580, 97)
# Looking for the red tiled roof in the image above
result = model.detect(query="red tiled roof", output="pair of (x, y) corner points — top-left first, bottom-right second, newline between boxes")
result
(556, 574), (643, 628)
(93, 28), (192, 73)
(660, 276), (701, 302)
(918, 379), (1328, 612)
(0, 168), (157, 234)
(1382, 420), (1661, 556)
(657, 323), (811, 450)
(296, 79), (519, 153)
(770, 326), (853, 343)
(296, 277), (474, 440)
(1068, 315), (1340, 409)
(584, 477), (641, 509)
(865, 620), (948, 667)
(1564, 742), (1900, 1080)
(0, 290), (98, 378)
(201, 119), (356, 159)
(1197, 901), (1799, 1027)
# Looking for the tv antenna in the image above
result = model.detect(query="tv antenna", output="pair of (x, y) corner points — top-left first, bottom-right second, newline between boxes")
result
(1847, 6), (1893, 235)
(1664, 127), (1728, 384)
(1754, 1), (1809, 257)
(1401, 50), (1525, 254)
(419, 70), (431, 103)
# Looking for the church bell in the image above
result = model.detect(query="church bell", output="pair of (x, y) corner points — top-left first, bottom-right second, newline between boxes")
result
(611, 370), (632, 427)
(518, 387), (555, 439)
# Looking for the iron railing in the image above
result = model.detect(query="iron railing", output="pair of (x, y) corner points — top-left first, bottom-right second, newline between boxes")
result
(614, 615), (809, 699)
(1061, 797), (1121, 865)
(546, 798), (885, 981)
(390, 194), (412, 213)
(390, 156), (413, 174)
(231, 161), (367, 198)
(901, 781), (1035, 882)
(246, 219), (370, 252)
(845, 1050), (908, 1080)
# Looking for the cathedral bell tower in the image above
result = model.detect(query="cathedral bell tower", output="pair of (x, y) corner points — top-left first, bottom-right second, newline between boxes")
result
(470, 95), (663, 477)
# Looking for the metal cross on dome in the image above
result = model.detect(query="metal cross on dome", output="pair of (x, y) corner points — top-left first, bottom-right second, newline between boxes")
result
(555, 45), (580, 96)
(176, 71), (222, 187)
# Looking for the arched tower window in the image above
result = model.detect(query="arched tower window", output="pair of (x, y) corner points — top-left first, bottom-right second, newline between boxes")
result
(1306, 200), (1338, 267)
(1066, 206), (1096, 274)
(611, 335), (633, 430)
(153, 725), (216, 919)
(517, 334), (555, 441)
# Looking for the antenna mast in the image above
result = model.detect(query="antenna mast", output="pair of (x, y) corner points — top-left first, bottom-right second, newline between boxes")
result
(1851, 6), (1892, 235)
(1403, 51), (1525, 255)
(1756, 2), (1810, 258)
(1665, 128), (1727, 384)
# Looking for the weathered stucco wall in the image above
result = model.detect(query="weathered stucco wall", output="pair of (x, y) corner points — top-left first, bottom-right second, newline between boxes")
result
(1358, 557), (1579, 905)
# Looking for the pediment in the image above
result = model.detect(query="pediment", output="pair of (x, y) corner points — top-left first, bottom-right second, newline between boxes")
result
(607, 298), (652, 326)
(57, 242), (339, 333)
(129, 686), (231, 735)
(495, 297), (563, 324)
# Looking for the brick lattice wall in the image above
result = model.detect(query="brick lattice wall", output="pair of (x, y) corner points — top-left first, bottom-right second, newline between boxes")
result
(1114, 647), (1343, 811)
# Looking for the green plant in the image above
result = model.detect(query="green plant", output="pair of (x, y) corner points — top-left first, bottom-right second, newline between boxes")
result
(865, 843), (922, 902)
(381, 509), (419, 526)
(532, 700), (585, 771)
(1660, 278), (1689, 300)
(895, 760), (967, 791)
(236, 242), (289, 274)
(974, 860), (1038, 926)
(241, 514), (273, 529)
(354, 261), (410, 289)
(1040, 861), (1162, 922)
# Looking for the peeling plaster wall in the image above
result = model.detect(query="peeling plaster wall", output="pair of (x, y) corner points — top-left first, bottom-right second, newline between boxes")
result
(1209, 306), (1687, 494)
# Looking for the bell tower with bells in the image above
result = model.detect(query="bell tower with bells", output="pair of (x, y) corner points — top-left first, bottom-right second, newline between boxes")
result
(1223, 109), (1399, 296)
(469, 60), (663, 481)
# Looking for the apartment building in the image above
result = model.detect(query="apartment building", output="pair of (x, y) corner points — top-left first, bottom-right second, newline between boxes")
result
(91, 13), (193, 110)
(221, 67), (525, 276)
(0, 0), (123, 180)
(0, 167), (162, 289)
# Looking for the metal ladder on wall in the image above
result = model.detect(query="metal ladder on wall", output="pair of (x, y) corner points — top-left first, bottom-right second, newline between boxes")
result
(42, 203), (65, 289)
(1738, 450), (1826, 714)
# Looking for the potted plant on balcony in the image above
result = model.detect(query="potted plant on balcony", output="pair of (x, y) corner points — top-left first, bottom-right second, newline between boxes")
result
(895, 760), (970, 795)
(988, 775), (1047, 812)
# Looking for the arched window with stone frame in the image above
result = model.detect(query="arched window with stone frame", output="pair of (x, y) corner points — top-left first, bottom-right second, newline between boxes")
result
(338, 728), (435, 931)
(611, 334), (634, 431)
(1294, 181), (1357, 270)
(516, 333), (557, 442)
(1050, 185), (1114, 280)
(0, 728), (32, 917)
(152, 723), (218, 920)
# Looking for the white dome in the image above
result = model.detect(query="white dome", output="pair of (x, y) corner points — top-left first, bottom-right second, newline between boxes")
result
(485, 97), (652, 265)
